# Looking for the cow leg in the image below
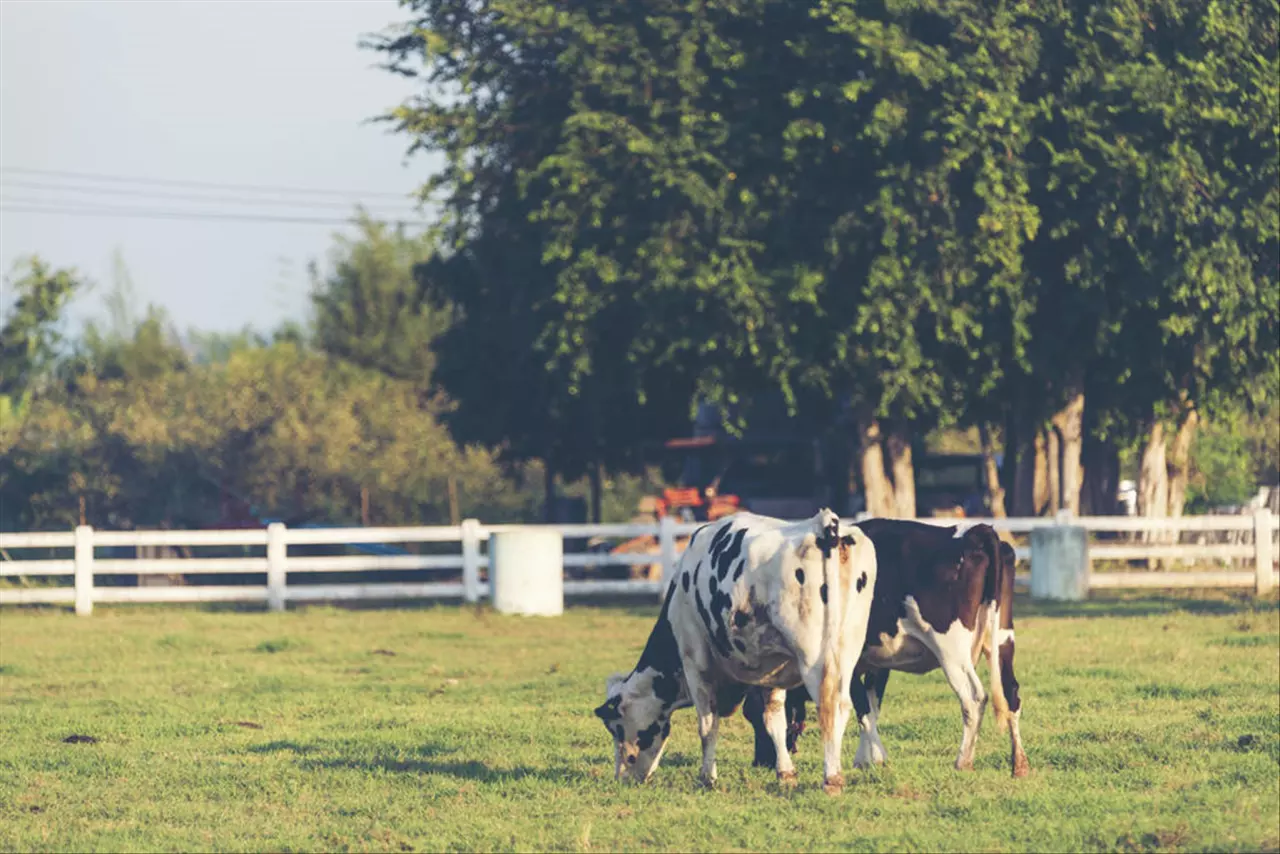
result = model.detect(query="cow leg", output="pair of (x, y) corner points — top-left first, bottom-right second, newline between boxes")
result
(683, 667), (720, 787)
(905, 598), (986, 771)
(785, 688), (808, 754)
(743, 688), (778, 769)
(939, 648), (986, 771)
(852, 669), (889, 768)
(761, 688), (798, 785)
(989, 632), (1030, 778)
(802, 664), (853, 794)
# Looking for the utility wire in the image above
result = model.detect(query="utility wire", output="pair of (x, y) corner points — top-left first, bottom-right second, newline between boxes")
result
(0, 202), (426, 227)
(0, 166), (424, 201)
(0, 179), (424, 213)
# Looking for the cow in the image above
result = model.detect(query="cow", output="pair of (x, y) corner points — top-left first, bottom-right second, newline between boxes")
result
(744, 518), (1030, 777)
(593, 509), (878, 794)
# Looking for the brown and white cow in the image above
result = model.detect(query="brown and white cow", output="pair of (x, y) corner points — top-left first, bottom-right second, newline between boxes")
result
(745, 518), (1030, 777)
(594, 509), (877, 793)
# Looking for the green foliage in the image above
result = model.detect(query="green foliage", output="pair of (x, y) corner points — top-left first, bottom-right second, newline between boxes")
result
(373, 0), (1278, 476)
(310, 213), (448, 385)
(1, 596), (1277, 850)
(0, 256), (81, 407)
(1187, 400), (1280, 510)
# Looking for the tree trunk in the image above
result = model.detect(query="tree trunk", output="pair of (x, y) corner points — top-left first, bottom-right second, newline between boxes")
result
(543, 459), (557, 523)
(589, 461), (604, 524)
(361, 487), (370, 526)
(885, 425), (916, 518)
(1137, 419), (1169, 520)
(979, 423), (1007, 517)
(1081, 436), (1120, 516)
(856, 414), (896, 517)
(447, 475), (460, 526)
(1032, 428), (1050, 516)
(1045, 427), (1061, 515)
(1166, 403), (1198, 518)
(1051, 387), (1085, 515)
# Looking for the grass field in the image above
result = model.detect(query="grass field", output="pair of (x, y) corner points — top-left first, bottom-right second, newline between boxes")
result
(1, 592), (1278, 853)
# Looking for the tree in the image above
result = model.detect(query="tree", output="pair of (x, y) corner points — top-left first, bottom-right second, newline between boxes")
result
(0, 256), (81, 411)
(372, 0), (1277, 522)
(310, 213), (448, 385)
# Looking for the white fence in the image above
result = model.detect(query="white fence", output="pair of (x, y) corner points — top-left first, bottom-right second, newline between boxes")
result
(1, 511), (1275, 615)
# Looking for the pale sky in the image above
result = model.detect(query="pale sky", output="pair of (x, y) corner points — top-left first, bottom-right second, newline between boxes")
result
(0, 0), (436, 336)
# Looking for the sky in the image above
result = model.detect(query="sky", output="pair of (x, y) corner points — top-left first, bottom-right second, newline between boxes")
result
(0, 0), (437, 335)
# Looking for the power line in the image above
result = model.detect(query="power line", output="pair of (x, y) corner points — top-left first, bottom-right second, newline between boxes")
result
(0, 166), (424, 201)
(0, 202), (428, 227)
(0, 179), (424, 213)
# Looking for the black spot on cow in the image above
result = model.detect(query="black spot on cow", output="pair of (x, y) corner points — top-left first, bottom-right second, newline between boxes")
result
(662, 720), (671, 740)
(613, 723), (625, 741)
(816, 520), (840, 557)
(637, 721), (662, 751)
(820, 584), (828, 604)
(715, 682), (749, 718)
(707, 524), (733, 565)
(682, 571), (690, 593)
(688, 524), (709, 551)
(732, 559), (745, 582)
(733, 611), (750, 629)
(595, 695), (623, 726)
(708, 584), (734, 658)
(856, 571), (867, 592)
(715, 528), (748, 581)
(653, 672), (681, 707)
(627, 754), (637, 764)
(841, 534), (855, 546)
(795, 568), (805, 585)
(733, 639), (747, 653)
(694, 588), (718, 650)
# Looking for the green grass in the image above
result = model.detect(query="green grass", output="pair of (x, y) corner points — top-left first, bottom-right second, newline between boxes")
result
(1, 592), (1277, 853)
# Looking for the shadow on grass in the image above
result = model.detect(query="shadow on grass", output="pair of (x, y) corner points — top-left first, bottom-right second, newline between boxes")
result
(1016, 590), (1278, 620)
(249, 739), (593, 784)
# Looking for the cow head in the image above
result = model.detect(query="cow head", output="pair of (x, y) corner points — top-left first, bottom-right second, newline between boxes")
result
(593, 668), (674, 782)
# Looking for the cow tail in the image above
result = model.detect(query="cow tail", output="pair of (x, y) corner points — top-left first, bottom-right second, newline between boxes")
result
(986, 533), (1016, 733)
(818, 512), (843, 735)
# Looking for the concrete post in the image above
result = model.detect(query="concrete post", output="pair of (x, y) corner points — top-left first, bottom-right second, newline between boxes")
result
(73, 525), (94, 617)
(1255, 509), (1275, 596)
(490, 528), (563, 616)
(1030, 523), (1089, 601)
(266, 522), (287, 612)
(460, 519), (483, 603)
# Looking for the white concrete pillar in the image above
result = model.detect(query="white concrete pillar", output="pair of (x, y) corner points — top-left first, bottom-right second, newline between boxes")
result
(489, 528), (563, 616)
(1030, 524), (1089, 601)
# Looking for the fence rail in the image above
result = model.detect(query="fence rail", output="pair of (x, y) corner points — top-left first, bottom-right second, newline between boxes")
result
(1, 511), (1275, 615)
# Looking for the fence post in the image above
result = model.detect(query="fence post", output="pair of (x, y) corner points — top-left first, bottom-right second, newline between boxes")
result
(1255, 509), (1275, 596)
(74, 525), (94, 617)
(489, 528), (563, 616)
(266, 522), (287, 612)
(461, 518), (482, 603)
(1030, 521), (1089, 601)
(658, 515), (677, 600)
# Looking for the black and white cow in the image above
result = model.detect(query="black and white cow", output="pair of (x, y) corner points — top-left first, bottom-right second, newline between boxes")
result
(594, 509), (877, 793)
(745, 518), (1030, 777)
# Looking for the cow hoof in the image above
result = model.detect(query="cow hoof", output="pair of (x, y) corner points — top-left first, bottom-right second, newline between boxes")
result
(1012, 755), (1030, 778)
(699, 775), (717, 790)
(822, 775), (844, 796)
(776, 770), (798, 788)
(954, 758), (974, 772)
